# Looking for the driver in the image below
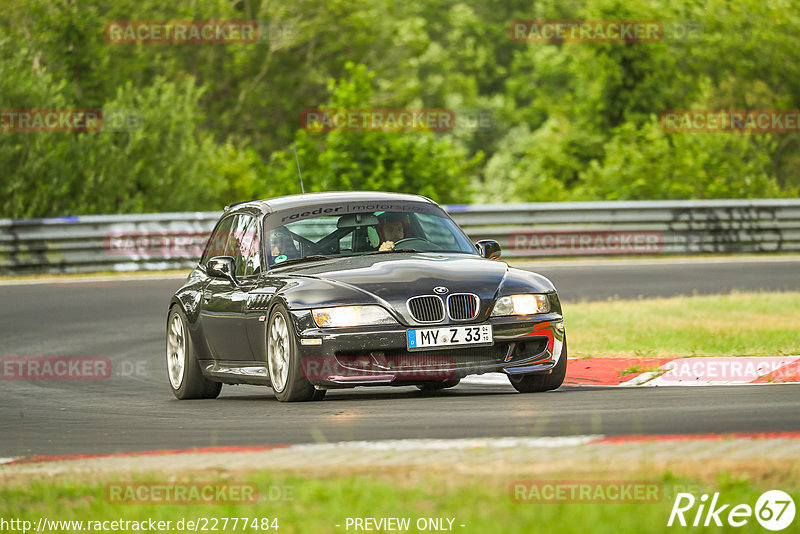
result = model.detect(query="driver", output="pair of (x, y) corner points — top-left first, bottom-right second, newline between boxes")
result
(269, 226), (299, 264)
(377, 216), (407, 251)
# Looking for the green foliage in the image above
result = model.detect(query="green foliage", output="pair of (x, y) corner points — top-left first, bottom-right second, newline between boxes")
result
(483, 0), (798, 202)
(0, 40), (249, 217)
(266, 64), (481, 203)
(575, 119), (781, 200)
(1, 0), (798, 217)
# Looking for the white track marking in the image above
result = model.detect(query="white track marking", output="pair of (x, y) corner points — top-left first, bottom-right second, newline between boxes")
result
(619, 356), (800, 387)
(461, 373), (509, 385)
(289, 436), (602, 452)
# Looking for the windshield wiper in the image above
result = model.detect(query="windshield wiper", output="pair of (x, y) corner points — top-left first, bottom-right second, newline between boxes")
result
(271, 255), (331, 268)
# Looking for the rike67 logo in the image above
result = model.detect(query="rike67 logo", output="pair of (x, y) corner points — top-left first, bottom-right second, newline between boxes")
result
(668, 490), (795, 531)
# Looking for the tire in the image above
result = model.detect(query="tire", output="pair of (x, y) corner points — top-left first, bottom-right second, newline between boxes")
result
(166, 306), (222, 400)
(507, 339), (567, 393)
(267, 304), (322, 402)
(416, 379), (461, 391)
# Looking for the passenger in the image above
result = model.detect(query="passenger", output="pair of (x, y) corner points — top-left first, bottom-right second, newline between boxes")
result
(269, 226), (299, 265)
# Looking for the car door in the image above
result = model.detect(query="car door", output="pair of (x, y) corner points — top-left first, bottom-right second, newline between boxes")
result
(200, 213), (259, 361)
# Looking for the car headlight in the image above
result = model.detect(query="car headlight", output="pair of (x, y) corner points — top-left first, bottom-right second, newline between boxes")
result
(491, 294), (550, 316)
(312, 305), (397, 328)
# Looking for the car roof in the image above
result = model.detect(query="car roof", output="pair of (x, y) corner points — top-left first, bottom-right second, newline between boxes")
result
(225, 191), (436, 214)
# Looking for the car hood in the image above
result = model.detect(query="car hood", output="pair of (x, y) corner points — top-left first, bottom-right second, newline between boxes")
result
(273, 253), (555, 325)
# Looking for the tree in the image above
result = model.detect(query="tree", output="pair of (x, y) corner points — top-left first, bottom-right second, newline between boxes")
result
(265, 63), (482, 204)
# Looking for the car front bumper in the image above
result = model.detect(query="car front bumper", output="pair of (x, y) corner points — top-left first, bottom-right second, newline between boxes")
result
(291, 311), (565, 388)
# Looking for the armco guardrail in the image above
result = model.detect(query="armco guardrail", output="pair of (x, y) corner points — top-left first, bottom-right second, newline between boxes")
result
(449, 199), (800, 258)
(1, 199), (798, 274)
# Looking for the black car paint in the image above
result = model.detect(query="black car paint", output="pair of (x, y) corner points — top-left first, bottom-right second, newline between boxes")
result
(168, 192), (565, 389)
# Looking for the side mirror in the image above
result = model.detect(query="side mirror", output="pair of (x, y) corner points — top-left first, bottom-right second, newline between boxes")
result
(475, 240), (501, 260)
(207, 256), (236, 283)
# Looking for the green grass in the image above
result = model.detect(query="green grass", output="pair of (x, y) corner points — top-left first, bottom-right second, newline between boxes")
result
(0, 471), (800, 534)
(1, 471), (796, 534)
(566, 291), (800, 358)
(618, 365), (663, 376)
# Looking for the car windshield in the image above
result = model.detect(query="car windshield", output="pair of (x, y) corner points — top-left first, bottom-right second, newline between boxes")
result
(264, 208), (477, 267)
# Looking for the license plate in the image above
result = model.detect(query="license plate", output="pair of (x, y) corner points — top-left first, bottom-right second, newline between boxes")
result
(407, 324), (492, 350)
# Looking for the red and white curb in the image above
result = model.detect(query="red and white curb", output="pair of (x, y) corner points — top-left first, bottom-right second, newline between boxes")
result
(462, 356), (800, 387)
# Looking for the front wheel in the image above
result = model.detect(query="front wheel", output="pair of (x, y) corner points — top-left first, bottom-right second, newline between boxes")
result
(267, 304), (323, 402)
(166, 306), (222, 400)
(507, 339), (567, 393)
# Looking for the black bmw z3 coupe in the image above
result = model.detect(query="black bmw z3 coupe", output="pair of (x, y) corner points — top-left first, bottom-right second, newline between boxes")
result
(166, 192), (566, 401)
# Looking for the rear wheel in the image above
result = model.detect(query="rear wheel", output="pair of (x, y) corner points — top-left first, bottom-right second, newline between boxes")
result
(267, 304), (323, 402)
(166, 306), (222, 399)
(508, 339), (567, 393)
(416, 379), (461, 391)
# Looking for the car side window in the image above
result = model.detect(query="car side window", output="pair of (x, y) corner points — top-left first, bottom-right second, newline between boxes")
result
(241, 217), (261, 277)
(225, 214), (260, 278)
(201, 216), (235, 266)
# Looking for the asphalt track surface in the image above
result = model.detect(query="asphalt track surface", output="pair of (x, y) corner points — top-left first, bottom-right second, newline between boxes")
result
(1, 258), (799, 458)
